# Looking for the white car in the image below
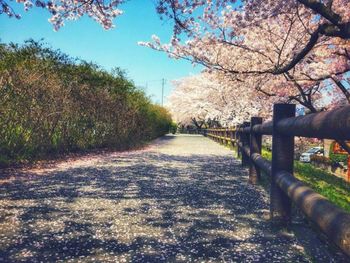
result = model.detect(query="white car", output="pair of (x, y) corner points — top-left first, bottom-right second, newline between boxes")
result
(299, 147), (324, 162)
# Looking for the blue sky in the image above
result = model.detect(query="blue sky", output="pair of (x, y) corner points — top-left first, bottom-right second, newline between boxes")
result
(1, 1), (202, 104)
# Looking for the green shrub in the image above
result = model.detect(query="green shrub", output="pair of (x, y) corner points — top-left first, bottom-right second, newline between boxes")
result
(169, 122), (178, 134)
(329, 142), (348, 165)
(0, 40), (172, 164)
(329, 151), (348, 164)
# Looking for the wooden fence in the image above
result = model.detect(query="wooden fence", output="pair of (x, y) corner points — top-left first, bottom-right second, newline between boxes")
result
(204, 103), (350, 258)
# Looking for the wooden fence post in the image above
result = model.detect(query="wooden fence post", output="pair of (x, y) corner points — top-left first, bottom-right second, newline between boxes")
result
(270, 103), (296, 223)
(241, 122), (250, 167)
(230, 129), (234, 149)
(221, 129), (225, 144)
(223, 129), (226, 145)
(236, 125), (241, 158)
(249, 117), (262, 184)
(233, 127), (237, 148)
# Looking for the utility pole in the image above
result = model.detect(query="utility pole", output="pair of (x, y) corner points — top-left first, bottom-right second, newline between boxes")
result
(161, 78), (165, 106)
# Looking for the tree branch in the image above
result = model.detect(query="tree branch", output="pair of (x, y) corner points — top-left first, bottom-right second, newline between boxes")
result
(297, 0), (341, 26)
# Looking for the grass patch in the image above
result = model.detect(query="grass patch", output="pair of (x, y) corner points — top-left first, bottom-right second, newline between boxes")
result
(216, 143), (350, 212)
(294, 162), (350, 212)
(260, 147), (350, 212)
(262, 148), (272, 160)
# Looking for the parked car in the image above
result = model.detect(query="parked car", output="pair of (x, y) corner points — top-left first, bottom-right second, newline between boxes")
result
(299, 147), (324, 162)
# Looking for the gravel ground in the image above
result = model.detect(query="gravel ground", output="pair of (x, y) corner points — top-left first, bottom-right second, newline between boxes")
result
(0, 134), (347, 262)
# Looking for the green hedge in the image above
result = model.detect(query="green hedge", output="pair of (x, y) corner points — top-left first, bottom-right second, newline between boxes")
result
(329, 152), (348, 164)
(0, 40), (172, 166)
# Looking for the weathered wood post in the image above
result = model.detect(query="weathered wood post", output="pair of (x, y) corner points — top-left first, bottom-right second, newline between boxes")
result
(223, 129), (226, 145)
(270, 103), (296, 223)
(249, 117), (262, 184)
(241, 122), (250, 167)
(221, 129), (225, 145)
(236, 125), (241, 158)
(233, 126), (237, 148)
(222, 129), (225, 145)
(229, 128), (234, 149)
(222, 129), (225, 144)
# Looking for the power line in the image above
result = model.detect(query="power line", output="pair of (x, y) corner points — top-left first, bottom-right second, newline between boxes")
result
(140, 78), (167, 106)
(135, 78), (167, 106)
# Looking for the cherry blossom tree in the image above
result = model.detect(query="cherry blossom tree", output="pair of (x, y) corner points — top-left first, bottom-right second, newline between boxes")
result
(168, 73), (277, 127)
(140, 1), (350, 113)
(3, 0), (349, 76)
(1, 0), (124, 30)
(3, 0), (350, 48)
(154, 0), (350, 73)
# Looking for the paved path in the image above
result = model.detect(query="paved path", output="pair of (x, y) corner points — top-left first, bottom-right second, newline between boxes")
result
(0, 135), (346, 262)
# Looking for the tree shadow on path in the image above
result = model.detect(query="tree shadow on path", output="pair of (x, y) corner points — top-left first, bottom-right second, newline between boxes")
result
(0, 135), (346, 262)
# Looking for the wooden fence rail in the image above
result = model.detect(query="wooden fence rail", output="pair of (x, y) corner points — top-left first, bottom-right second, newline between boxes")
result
(203, 103), (350, 258)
